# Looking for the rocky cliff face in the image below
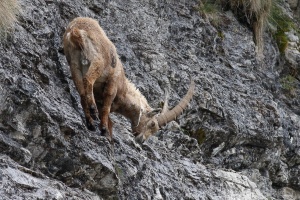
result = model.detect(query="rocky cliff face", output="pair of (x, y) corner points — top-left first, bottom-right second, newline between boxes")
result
(0, 0), (300, 199)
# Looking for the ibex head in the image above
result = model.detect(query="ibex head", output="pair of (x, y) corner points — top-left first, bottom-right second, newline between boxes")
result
(134, 80), (195, 143)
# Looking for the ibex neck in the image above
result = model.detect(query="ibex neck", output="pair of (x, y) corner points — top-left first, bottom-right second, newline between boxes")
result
(115, 79), (152, 127)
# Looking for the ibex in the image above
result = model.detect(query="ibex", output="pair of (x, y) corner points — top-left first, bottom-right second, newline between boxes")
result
(63, 17), (195, 143)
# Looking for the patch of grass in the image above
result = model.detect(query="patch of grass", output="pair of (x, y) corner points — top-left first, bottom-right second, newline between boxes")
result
(268, 0), (294, 53)
(269, 1), (293, 32)
(198, 0), (223, 27)
(199, 0), (272, 56)
(229, 0), (272, 56)
(198, 0), (298, 55)
(274, 31), (289, 53)
(199, 0), (219, 14)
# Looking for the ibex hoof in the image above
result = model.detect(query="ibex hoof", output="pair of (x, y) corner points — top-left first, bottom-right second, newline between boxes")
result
(90, 105), (99, 121)
(100, 127), (112, 142)
(100, 127), (108, 136)
(87, 123), (96, 131)
(86, 119), (96, 131)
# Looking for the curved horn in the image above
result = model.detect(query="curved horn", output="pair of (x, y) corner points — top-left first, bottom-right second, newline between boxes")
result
(161, 87), (170, 114)
(156, 79), (195, 127)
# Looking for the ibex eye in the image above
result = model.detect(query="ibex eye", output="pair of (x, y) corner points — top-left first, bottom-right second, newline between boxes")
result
(151, 121), (155, 127)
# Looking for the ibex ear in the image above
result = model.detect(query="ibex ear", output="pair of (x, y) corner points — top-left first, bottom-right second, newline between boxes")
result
(147, 108), (161, 117)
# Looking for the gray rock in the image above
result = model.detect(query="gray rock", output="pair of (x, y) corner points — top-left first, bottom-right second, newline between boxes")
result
(0, 155), (101, 200)
(0, 0), (299, 199)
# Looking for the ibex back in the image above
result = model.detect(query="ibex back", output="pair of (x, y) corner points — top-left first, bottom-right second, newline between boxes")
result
(63, 17), (195, 143)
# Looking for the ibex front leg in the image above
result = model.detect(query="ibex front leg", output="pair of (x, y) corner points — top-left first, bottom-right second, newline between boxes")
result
(83, 77), (98, 120)
(99, 81), (117, 141)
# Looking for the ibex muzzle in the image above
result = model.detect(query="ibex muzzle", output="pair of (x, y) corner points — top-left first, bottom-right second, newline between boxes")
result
(63, 17), (195, 143)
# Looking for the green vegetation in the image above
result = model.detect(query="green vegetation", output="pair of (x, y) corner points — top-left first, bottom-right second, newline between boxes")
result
(228, 0), (272, 55)
(274, 31), (289, 53)
(198, 0), (272, 56)
(198, 0), (299, 55)
(199, 0), (219, 14)
(0, 0), (20, 36)
(280, 75), (297, 94)
(198, 0), (222, 27)
(217, 31), (225, 40)
(269, 1), (295, 53)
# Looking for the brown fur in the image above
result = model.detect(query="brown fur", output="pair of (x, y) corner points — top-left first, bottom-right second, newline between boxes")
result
(63, 17), (194, 142)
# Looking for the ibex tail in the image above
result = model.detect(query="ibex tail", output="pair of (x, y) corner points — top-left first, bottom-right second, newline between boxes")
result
(67, 27), (84, 49)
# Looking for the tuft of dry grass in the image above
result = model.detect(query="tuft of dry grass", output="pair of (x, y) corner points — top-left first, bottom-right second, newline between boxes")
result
(269, 1), (295, 54)
(0, 0), (21, 36)
(229, 0), (272, 56)
(199, 0), (272, 57)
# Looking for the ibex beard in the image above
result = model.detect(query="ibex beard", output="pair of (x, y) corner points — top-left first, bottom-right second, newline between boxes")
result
(63, 17), (195, 143)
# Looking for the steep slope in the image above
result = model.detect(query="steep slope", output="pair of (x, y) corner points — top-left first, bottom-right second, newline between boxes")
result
(0, 0), (299, 199)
